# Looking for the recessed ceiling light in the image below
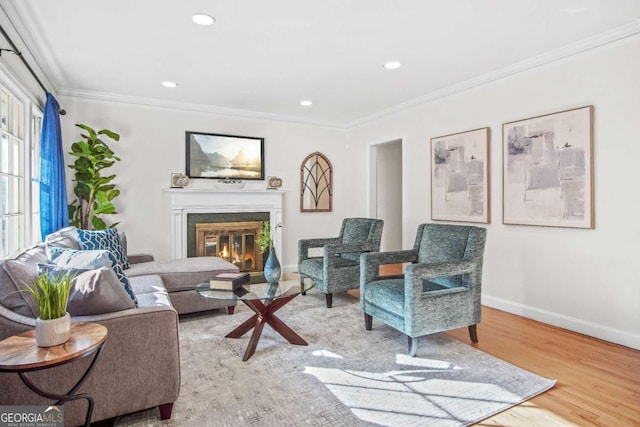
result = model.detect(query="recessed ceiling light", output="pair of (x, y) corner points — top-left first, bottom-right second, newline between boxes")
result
(192, 13), (215, 25)
(162, 81), (178, 88)
(383, 61), (402, 70)
(300, 100), (313, 107)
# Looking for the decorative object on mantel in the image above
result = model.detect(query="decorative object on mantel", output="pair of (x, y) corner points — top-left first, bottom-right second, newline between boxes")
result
(503, 105), (594, 229)
(214, 178), (246, 190)
(185, 131), (265, 180)
(22, 271), (73, 347)
(171, 173), (189, 188)
(267, 176), (283, 190)
(256, 221), (282, 283)
(300, 152), (333, 212)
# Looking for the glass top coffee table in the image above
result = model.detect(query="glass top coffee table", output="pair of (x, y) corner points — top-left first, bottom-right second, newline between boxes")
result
(196, 279), (315, 361)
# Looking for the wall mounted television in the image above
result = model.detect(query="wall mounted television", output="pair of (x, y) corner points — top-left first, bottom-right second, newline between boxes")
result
(186, 131), (265, 180)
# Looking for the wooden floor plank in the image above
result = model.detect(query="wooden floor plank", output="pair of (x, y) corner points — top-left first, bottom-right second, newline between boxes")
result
(445, 306), (640, 426)
(365, 265), (640, 425)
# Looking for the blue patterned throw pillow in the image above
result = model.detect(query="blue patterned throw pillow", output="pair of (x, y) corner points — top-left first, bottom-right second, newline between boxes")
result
(77, 228), (130, 270)
(47, 246), (138, 306)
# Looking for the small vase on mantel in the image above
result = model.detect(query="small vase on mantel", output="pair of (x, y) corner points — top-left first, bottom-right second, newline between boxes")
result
(263, 247), (281, 284)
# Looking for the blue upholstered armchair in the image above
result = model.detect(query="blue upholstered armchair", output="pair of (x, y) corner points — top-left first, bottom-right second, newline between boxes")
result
(360, 223), (487, 356)
(298, 218), (384, 308)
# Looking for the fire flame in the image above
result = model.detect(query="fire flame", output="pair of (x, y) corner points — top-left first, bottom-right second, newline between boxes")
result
(219, 244), (254, 265)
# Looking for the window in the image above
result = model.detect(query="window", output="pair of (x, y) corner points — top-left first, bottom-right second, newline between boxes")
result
(31, 110), (42, 245)
(0, 71), (42, 257)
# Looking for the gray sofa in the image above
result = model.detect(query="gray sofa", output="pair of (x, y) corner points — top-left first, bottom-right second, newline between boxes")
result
(48, 226), (240, 315)
(126, 256), (238, 314)
(0, 228), (239, 426)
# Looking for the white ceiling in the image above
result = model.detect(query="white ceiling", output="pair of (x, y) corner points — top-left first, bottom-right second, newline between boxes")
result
(3, 0), (640, 128)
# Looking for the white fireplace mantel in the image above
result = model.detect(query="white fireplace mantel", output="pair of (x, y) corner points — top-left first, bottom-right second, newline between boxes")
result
(163, 189), (284, 261)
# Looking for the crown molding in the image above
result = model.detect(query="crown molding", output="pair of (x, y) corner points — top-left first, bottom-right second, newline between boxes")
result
(1, 1), (60, 96)
(58, 88), (347, 130)
(346, 20), (640, 129)
(6, 0), (640, 131)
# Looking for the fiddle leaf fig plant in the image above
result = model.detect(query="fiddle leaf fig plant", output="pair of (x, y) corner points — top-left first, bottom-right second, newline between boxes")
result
(68, 123), (122, 230)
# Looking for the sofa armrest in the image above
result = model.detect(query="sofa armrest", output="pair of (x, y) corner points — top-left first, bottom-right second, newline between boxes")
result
(0, 303), (35, 339)
(0, 304), (180, 425)
(128, 253), (155, 264)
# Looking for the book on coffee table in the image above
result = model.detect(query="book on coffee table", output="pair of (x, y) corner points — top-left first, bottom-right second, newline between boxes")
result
(209, 272), (250, 290)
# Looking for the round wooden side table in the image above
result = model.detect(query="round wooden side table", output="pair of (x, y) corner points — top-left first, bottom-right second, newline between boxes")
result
(0, 322), (108, 427)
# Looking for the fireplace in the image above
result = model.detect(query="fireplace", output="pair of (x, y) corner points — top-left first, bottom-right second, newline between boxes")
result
(195, 221), (264, 273)
(164, 188), (284, 268)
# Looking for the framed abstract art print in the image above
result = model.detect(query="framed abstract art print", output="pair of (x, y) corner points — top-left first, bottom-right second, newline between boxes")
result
(502, 105), (594, 229)
(431, 127), (490, 223)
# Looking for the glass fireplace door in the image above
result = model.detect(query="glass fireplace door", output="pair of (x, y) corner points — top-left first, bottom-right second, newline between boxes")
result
(196, 222), (264, 273)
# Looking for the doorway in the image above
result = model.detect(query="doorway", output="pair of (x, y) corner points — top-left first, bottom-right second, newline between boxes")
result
(369, 140), (403, 251)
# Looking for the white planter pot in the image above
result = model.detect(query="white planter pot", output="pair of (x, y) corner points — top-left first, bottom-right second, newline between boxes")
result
(36, 312), (71, 347)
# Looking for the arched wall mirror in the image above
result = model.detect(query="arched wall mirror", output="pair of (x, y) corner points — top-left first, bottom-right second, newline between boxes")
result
(300, 152), (333, 212)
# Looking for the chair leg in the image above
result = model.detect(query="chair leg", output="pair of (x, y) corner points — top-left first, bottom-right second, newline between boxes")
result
(408, 336), (418, 357)
(227, 305), (235, 315)
(468, 324), (478, 343)
(325, 293), (333, 308)
(300, 278), (306, 295)
(364, 313), (372, 331)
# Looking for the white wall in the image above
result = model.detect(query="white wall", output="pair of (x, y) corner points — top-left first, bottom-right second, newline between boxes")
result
(349, 36), (640, 349)
(57, 98), (362, 271)
(44, 34), (640, 350)
(374, 141), (403, 251)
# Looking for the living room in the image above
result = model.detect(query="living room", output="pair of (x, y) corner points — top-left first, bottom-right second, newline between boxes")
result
(0, 1), (639, 426)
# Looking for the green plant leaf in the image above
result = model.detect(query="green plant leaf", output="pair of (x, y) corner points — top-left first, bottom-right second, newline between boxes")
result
(94, 190), (108, 202)
(76, 123), (97, 140)
(74, 185), (91, 201)
(96, 174), (116, 185)
(93, 201), (117, 215)
(91, 216), (107, 230)
(107, 189), (120, 201)
(256, 221), (274, 254)
(23, 272), (73, 320)
(98, 129), (120, 141)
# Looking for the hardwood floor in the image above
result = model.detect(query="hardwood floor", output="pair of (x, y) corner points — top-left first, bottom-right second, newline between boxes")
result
(362, 265), (640, 426)
(446, 306), (640, 426)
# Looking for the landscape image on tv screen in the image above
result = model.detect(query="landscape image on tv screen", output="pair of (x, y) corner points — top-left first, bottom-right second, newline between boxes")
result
(186, 131), (264, 180)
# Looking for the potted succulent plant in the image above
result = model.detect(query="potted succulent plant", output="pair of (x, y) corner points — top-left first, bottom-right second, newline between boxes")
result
(256, 221), (282, 283)
(23, 271), (73, 347)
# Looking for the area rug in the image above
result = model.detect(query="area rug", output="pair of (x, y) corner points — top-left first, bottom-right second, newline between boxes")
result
(114, 290), (555, 426)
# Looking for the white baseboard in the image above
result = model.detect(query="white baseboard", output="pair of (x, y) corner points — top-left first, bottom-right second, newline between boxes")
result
(482, 294), (640, 351)
(275, 271), (640, 350)
(282, 264), (297, 274)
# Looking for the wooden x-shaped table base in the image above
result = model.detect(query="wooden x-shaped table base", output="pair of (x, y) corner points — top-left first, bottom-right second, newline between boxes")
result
(226, 294), (308, 361)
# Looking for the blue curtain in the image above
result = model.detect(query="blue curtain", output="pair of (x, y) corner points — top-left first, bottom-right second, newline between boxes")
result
(39, 93), (68, 239)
